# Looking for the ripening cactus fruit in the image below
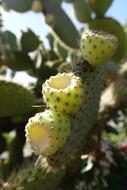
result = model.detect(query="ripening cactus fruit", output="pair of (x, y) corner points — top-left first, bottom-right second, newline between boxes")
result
(42, 73), (84, 114)
(25, 110), (71, 156)
(80, 29), (118, 66)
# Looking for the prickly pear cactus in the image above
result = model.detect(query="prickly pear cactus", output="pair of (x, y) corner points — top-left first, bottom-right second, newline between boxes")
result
(41, 0), (79, 51)
(6, 160), (65, 190)
(0, 78), (35, 117)
(13, 28), (117, 190)
(73, 0), (91, 23)
(47, 61), (104, 168)
(3, 0), (33, 12)
(0, 0), (126, 189)
(5, 61), (104, 190)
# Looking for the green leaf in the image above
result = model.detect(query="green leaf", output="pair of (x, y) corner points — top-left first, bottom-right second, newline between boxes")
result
(3, 0), (33, 12)
(21, 30), (41, 53)
(2, 31), (18, 51)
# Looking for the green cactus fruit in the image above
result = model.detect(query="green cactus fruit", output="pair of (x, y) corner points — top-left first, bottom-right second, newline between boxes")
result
(31, 0), (43, 12)
(89, 18), (126, 62)
(80, 29), (118, 67)
(73, 0), (91, 23)
(0, 78), (35, 117)
(25, 110), (71, 156)
(42, 73), (84, 114)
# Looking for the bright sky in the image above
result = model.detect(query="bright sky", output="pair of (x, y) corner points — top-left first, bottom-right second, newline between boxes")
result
(1, 0), (127, 85)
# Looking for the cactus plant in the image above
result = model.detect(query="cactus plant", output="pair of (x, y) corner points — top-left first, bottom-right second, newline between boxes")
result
(46, 61), (104, 168)
(5, 160), (65, 190)
(73, 0), (92, 23)
(0, 1), (127, 190)
(41, 0), (79, 51)
(88, 0), (113, 17)
(3, 0), (33, 12)
(0, 78), (35, 117)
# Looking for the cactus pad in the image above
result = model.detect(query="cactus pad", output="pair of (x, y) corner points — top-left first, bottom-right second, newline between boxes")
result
(80, 29), (118, 66)
(25, 110), (71, 156)
(0, 78), (35, 117)
(47, 62), (104, 167)
(42, 73), (84, 114)
(6, 160), (65, 190)
(73, 0), (91, 23)
(3, 0), (33, 12)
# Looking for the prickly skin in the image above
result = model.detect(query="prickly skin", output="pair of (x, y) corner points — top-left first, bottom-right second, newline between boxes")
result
(42, 73), (84, 114)
(80, 29), (118, 66)
(25, 110), (71, 156)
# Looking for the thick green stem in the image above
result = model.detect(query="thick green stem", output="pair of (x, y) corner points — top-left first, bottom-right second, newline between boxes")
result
(47, 61), (104, 173)
(4, 61), (105, 189)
